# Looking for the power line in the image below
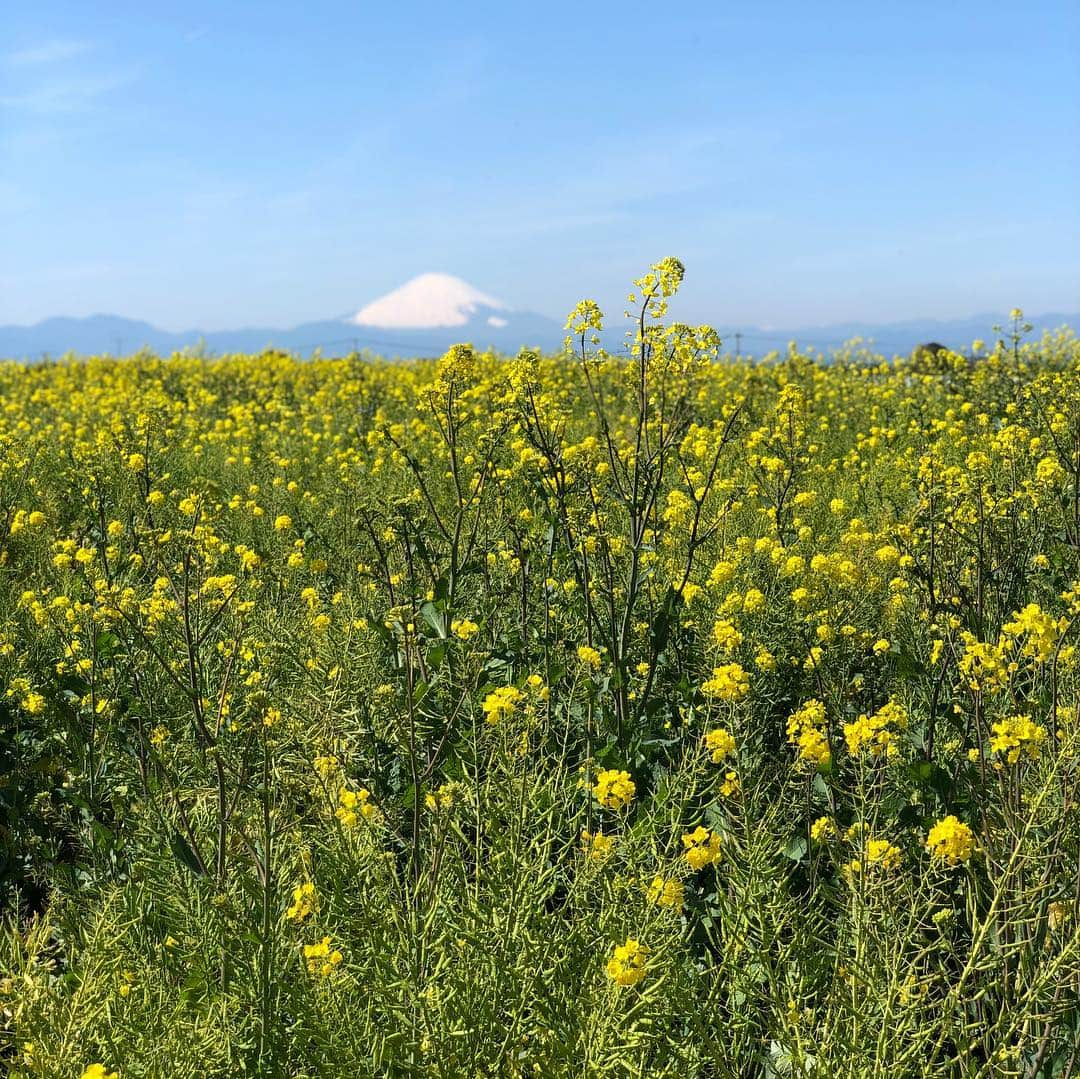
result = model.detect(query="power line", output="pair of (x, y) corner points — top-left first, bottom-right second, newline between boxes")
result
(273, 332), (448, 356)
(720, 330), (875, 351)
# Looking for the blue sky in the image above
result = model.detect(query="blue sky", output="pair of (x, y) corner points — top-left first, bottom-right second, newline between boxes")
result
(2, 0), (1078, 331)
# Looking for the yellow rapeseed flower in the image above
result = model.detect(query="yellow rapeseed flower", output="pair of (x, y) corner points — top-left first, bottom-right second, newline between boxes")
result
(606, 938), (647, 986)
(304, 936), (343, 976)
(701, 662), (750, 702)
(926, 816), (976, 866)
(593, 769), (635, 810)
(81, 1066), (119, 1079)
(682, 826), (722, 870)
(646, 876), (684, 910)
(704, 727), (736, 763)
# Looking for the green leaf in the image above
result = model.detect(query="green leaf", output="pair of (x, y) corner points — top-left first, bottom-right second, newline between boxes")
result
(907, 760), (953, 801)
(419, 600), (447, 638)
(782, 835), (808, 862)
(650, 586), (678, 653)
(169, 830), (205, 877)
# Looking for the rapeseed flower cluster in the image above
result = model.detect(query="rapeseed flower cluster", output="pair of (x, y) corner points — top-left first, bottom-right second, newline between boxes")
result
(304, 936), (344, 976)
(286, 882), (317, 923)
(1002, 603), (1064, 663)
(576, 645), (603, 671)
(482, 685), (523, 725)
(844, 699), (908, 759)
(581, 830), (615, 861)
(682, 826), (722, 870)
(786, 699), (831, 768)
(845, 838), (902, 878)
(593, 769), (635, 810)
(958, 635), (1014, 693)
(704, 727), (736, 764)
(606, 938), (648, 987)
(989, 716), (1047, 763)
(646, 876), (684, 910)
(701, 662), (750, 702)
(926, 816), (977, 865)
(336, 787), (376, 827)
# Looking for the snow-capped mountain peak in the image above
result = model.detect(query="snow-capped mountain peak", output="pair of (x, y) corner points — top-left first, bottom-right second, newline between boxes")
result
(349, 273), (507, 329)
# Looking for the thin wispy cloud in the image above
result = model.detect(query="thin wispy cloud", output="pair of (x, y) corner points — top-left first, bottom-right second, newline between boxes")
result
(5, 38), (92, 66)
(2, 38), (141, 118)
(0, 70), (134, 114)
(2, 37), (136, 116)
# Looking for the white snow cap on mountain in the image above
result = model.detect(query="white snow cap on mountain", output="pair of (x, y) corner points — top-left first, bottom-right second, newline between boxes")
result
(349, 273), (507, 329)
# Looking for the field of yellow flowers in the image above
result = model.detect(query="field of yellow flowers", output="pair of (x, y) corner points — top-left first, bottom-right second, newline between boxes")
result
(2, 262), (1080, 1077)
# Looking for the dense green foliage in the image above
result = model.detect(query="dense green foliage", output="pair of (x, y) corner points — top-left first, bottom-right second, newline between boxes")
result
(2, 271), (1080, 1076)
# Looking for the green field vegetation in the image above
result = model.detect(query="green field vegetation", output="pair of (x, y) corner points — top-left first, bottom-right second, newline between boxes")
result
(2, 263), (1080, 1076)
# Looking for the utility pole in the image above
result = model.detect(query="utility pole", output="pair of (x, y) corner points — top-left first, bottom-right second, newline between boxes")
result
(735, 332), (742, 359)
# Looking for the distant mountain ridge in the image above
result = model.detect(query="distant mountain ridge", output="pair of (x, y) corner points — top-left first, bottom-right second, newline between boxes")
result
(0, 275), (1075, 360)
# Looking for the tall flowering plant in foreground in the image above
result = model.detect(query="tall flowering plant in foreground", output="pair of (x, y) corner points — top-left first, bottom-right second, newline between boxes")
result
(516, 257), (742, 754)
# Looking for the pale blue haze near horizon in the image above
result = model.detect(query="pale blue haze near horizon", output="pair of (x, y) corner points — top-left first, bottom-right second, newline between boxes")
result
(2, 0), (1078, 332)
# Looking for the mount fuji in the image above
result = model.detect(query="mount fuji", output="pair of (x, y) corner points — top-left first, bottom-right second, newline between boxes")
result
(0, 274), (565, 360)
(350, 273), (509, 331)
(341, 273), (563, 352)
